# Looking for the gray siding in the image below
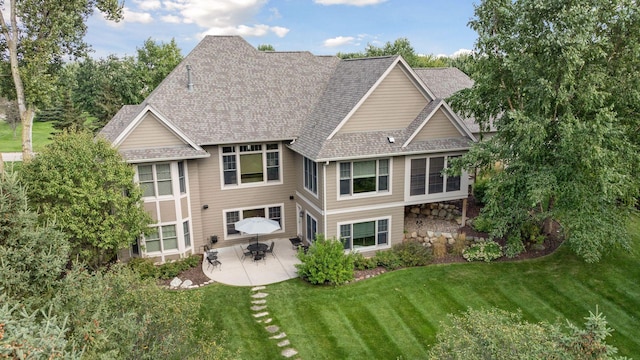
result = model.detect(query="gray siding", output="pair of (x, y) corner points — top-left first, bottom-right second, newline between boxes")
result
(412, 108), (462, 141)
(119, 113), (185, 150)
(187, 160), (205, 252)
(338, 65), (428, 134)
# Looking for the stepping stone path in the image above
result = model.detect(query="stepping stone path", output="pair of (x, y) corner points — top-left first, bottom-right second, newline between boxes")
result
(250, 285), (300, 358)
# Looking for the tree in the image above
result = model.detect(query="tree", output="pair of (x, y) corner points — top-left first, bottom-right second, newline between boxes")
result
(257, 44), (275, 51)
(136, 38), (183, 96)
(0, 0), (123, 161)
(428, 308), (625, 359)
(20, 130), (151, 267)
(338, 38), (449, 68)
(449, 0), (640, 262)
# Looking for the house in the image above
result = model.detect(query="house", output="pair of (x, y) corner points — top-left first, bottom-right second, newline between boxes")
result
(99, 36), (478, 263)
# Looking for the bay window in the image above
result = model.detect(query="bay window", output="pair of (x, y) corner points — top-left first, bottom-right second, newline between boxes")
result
(137, 163), (172, 197)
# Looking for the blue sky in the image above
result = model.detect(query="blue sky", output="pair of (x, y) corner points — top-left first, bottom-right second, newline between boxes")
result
(85, 0), (478, 59)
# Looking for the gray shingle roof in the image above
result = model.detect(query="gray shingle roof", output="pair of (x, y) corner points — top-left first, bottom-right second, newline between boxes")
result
(289, 56), (400, 159)
(139, 36), (340, 145)
(99, 104), (143, 143)
(119, 145), (210, 163)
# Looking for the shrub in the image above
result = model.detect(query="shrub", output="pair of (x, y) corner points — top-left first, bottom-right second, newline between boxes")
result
(504, 235), (526, 258)
(129, 254), (202, 280)
(373, 250), (402, 270)
(472, 176), (490, 205)
(392, 240), (432, 267)
(353, 253), (377, 270)
(463, 241), (503, 262)
(472, 215), (495, 233)
(432, 236), (448, 259)
(128, 257), (159, 279)
(296, 235), (355, 285)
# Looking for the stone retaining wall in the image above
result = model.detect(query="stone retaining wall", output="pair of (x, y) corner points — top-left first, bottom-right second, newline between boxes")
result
(405, 201), (462, 222)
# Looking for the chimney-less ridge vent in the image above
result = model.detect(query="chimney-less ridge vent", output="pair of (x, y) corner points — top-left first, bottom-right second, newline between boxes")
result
(186, 64), (193, 91)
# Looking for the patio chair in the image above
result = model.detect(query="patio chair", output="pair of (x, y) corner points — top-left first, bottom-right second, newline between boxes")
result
(241, 246), (253, 262)
(265, 241), (275, 257)
(204, 244), (218, 257)
(207, 256), (221, 271)
(253, 250), (266, 264)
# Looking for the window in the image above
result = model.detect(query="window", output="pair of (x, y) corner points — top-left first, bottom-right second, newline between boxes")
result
(339, 159), (389, 196)
(222, 143), (280, 186)
(340, 219), (389, 250)
(225, 205), (284, 237)
(306, 214), (317, 243)
(137, 164), (173, 197)
(409, 155), (461, 196)
(183, 221), (191, 248)
(303, 157), (317, 194)
(178, 161), (186, 193)
(144, 224), (178, 253)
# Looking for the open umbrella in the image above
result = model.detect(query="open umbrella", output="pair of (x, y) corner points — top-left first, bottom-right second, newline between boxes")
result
(234, 217), (281, 245)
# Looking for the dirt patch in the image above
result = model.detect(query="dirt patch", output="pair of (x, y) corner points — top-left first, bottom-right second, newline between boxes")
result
(157, 255), (212, 287)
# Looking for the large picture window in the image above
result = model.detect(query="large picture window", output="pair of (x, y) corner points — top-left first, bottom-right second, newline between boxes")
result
(303, 157), (317, 195)
(225, 204), (284, 237)
(339, 159), (389, 196)
(137, 163), (172, 197)
(340, 219), (389, 250)
(221, 143), (280, 186)
(409, 155), (461, 196)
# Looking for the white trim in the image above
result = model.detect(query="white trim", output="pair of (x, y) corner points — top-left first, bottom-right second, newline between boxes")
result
(335, 157), (393, 201)
(219, 142), (284, 190)
(403, 153), (469, 202)
(294, 190), (325, 216)
(124, 153), (210, 164)
(113, 104), (203, 151)
(323, 162), (328, 238)
(327, 58), (433, 140)
(336, 215), (392, 252)
(222, 203), (286, 241)
(325, 201), (406, 216)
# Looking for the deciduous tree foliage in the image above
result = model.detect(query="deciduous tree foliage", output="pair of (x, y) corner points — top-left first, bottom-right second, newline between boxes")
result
(0, 0), (123, 160)
(428, 308), (625, 359)
(20, 131), (151, 267)
(337, 38), (450, 68)
(450, 0), (640, 262)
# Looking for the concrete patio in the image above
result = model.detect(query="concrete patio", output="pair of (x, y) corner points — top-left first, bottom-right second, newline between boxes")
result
(202, 237), (301, 286)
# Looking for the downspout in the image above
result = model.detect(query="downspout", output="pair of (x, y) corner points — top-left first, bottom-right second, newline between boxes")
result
(323, 161), (328, 238)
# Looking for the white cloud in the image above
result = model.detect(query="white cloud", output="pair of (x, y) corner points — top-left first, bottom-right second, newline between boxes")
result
(123, 8), (154, 24)
(268, 7), (281, 20)
(161, 14), (182, 23)
(451, 48), (473, 57)
(134, 0), (162, 10)
(200, 24), (289, 38)
(315, 0), (387, 6)
(180, 0), (267, 29)
(323, 36), (355, 47)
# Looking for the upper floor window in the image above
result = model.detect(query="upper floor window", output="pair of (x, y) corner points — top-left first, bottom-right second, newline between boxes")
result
(178, 161), (186, 194)
(339, 159), (389, 196)
(138, 163), (172, 197)
(222, 143), (280, 186)
(410, 155), (461, 196)
(303, 157), (317, 195)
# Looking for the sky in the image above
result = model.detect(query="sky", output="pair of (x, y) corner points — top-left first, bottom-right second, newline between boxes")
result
(85, 0), (479, 59)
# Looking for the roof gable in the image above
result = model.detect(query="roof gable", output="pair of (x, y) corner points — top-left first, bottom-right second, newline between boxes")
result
(328, 57), (434, 138)
(403, 100), (476, 147)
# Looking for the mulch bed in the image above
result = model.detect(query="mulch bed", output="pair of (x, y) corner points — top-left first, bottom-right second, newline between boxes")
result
(163, 196), (564, 287)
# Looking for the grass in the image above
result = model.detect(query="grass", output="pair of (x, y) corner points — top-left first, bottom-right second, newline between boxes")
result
(193, 216), (640, 359)
(0, 120), (55, 152)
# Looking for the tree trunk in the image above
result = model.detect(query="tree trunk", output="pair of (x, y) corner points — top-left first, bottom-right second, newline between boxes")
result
(21, 109), (34, 161)
(0, 153), (4, 173)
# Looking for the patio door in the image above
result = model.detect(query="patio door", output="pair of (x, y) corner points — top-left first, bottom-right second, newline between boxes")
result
(306, 213), (318, 243)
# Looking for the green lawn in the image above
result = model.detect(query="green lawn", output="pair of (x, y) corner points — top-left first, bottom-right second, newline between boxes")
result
(193, 216), (640, 359)
(0, 120), (55, 152)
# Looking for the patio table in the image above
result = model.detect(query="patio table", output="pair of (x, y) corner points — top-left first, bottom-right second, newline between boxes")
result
(247, 242), (268, 253)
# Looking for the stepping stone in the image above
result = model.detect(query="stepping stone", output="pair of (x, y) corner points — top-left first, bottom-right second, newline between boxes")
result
(180, 279), (193, 288)
(253, 312), (269, 318)
(269, 332), (287, 339)
(263, 318), (272, 324)
(265, 325), (279, 333)
(252, 292), (269, 299)
(251, 305), (267, 311)
(169, 277), (182, 287)
(251, 286), (266, 291)
(282, 348), (298, 358)
(251, 299), (267, 304)
(277, 340), (290, 347)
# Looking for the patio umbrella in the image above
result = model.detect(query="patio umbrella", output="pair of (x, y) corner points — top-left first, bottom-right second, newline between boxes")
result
(234, 217), (281, 245)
